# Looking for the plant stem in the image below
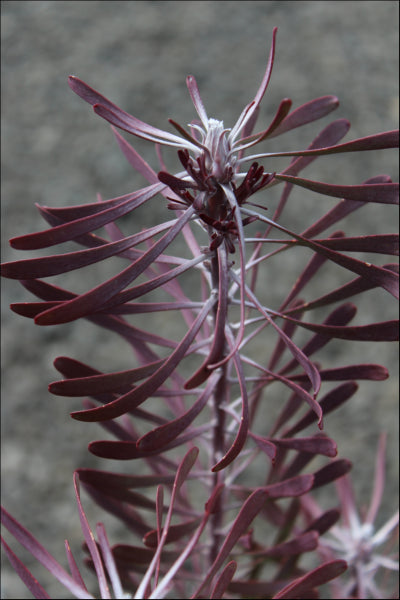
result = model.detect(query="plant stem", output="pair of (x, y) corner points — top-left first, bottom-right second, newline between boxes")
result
(208, 245), (229, 564)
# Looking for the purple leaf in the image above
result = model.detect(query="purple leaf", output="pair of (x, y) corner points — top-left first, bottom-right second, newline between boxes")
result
(311, 459), (352, 489)
(185, 246), (229, 389)
(96, 523), (124, 600)
(143, 517), (202, 548)
(76, 468), (177, 489)
(212, 352), (249, 471)
(50, 359), (164, 396)
(111, 126), (160, 184)
(291, 263), (399, 312)
(73, 474), (111, 599)
(1, 537), (52, 599)
(271, 435), (337, 458)
(273, 559), (347, 598)
(1, 507), (93, 599)
(272, 128), (399, 155)
(260, 530), (319, 558)
(311, 233), (398, 256)
(193, 489), (269, 598)
(274, 174), (399, 205)
(137, 372), (218, 451)
(64, 540), (88, 590)
(69, 75), (194, 148)
(2, 219), (177, 280)
(209, 561), (237, 599)
(265, 473), (314, 498)
(305, 509), (341, 536)
(268, 95), (340, 138)
(281, 315), (399, 341)
(9, 184), (162, 250)
(34, 206), (195, 325)
(70, 295), (214, 421)
(292, 363), (389, 382)
(285, 382), (358, 437)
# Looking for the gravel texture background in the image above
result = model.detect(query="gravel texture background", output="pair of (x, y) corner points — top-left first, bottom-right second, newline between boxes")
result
(1, 1), (398, 598)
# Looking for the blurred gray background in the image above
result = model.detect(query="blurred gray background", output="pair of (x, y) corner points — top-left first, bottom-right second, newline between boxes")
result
(1, 1), (398, 598)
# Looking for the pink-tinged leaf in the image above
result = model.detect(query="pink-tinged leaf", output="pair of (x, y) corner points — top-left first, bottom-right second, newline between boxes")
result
(274, 174), (399, 204)
(9, 184), (162, 250)
(1, 537), (52, 599)
(1, 507), (93, 599)
(312, 459), (352, 489)
(137, 372), (218, 451)
(193, 489), (269, 598)
(73, 474), (111, 599)
(269, 95), (340, 138)
(292, 363), (389, 382)
(70, 295), (214, 421)
(143, 517), (202, 548)
(272, 435), (337, 458)
(210, 561), (237, 599)
(264, 473), (314, 498)
(273, 560), (347, 599)
(285, 382), (358, 437)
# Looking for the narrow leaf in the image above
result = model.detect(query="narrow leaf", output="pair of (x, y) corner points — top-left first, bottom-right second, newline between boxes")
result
(273, 560), (347, 598)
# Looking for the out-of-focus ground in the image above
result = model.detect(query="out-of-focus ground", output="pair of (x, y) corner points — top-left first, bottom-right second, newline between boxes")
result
(1, 2), (398, 598)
